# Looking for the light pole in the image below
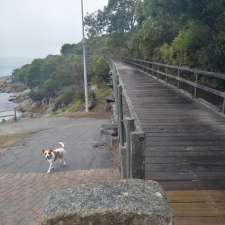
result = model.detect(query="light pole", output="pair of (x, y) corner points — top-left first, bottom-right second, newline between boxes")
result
(81, 0), (89, 112)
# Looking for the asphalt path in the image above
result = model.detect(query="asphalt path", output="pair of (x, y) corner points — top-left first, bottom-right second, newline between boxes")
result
(0, 117), (112, 173)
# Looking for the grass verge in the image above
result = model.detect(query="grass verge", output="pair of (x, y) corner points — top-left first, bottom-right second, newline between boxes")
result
(0, 132), (35, 152)
(63, 85), (112, 119)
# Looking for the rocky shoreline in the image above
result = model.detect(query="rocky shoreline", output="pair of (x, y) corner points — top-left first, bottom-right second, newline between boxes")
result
(0, 77), (49, 118)
(0, 76), (111, 120)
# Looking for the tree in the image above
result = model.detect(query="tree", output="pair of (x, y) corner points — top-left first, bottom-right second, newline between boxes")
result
(84, 10), (107, 38)
(13, 55), (83, 91)
(90, 55), (110, 83)
(84, 0), (138, 36)
(42, 79), (58, 95)
(106, 0), (138, 34)
(60, 43), (84, 56)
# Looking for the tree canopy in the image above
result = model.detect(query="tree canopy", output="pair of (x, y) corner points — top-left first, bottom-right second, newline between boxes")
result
(84, 0), (225, 72)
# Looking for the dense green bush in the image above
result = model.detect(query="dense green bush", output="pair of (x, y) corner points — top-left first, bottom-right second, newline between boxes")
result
(29, 88), (49, 101)
(90, 55), (110, 83)
(56, 90), (75, 106)
(157, 44), (173, 64)
(82, 0), (225, 72)
(171, 23), (210, 66)
(13, 55), (83, 92)
(42, 79), (58, 93)
(12, 0), (225, 107)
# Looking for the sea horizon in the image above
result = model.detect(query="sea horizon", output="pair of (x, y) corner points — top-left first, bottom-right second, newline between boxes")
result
(0, 57), (33, 77)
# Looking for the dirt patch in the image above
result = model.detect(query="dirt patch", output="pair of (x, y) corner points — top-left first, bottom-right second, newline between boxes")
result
(64, 111), (112, 119)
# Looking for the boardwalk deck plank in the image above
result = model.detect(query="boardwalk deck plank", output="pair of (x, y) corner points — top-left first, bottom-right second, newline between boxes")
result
(116, 62), (225, 188)
(115, 62), (225, 224)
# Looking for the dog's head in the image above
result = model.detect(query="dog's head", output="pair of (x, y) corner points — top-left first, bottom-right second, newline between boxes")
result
(42, 149), (55, 160)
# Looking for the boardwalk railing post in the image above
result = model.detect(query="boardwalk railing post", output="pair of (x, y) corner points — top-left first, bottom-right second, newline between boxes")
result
(117, 84), (128, 178)
(112, 64), (127, 178)
(156, 65), (159, 78)
(118, 85), (125, 146)
(152, 64), (155, 76)
(194, 73), (199, 98)
(14, 109), (17, 121)
(222, 98), (225, 114)
(112, 65), (119, 119)
(131, 131), (145, 179)
(177, 68), (181, 88)
(119, 145), (127, 179)
(165, 67), (168, 83)
(124, 117), (135, 178)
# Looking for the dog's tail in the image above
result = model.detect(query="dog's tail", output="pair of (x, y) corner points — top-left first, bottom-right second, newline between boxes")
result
(58, 142), (65, 148)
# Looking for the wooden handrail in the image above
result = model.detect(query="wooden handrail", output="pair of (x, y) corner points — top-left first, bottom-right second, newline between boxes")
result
(128, 57), (225, 80)
(125, 57), (225, 113)
(111, 60), (145, 179)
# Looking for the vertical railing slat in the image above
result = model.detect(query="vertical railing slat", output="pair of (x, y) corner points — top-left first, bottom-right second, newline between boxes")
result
(124, 117), (135, 178)
(131, 131), (145, 179)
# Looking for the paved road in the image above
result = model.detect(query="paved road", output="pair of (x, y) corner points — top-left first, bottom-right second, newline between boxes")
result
(0, 169), (119, 225)
(0, 117), (112, 173)
(0, 116), (119, 225)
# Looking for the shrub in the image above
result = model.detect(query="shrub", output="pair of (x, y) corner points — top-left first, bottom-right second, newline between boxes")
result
(30, 88), (49, 101)
(56, 90), (75, 106)
(157, 44), (173, 63)
(171, 22), (210, 65)
(42, 79), (58, 93)
(90, 55), (110, 83)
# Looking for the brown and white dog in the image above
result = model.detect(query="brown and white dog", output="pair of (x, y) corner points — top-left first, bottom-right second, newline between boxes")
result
(42, 142), (66, 173)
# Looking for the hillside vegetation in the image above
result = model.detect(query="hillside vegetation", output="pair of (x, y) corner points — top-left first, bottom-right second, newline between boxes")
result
(12, 0), (225, 113)
(83, 0), (225, 72)
(12, 50), (111, 113)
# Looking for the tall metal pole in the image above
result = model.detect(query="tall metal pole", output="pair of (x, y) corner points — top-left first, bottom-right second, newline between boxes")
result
(81, 0), (89, 112)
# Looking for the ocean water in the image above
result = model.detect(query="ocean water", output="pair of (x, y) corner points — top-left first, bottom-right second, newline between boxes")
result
(0, 93), (18, 122)
(0, 57), (33, 77)
(0, 57), (31, 121)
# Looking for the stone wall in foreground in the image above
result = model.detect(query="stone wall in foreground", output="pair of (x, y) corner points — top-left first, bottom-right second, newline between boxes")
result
(42, 179), (172, 225)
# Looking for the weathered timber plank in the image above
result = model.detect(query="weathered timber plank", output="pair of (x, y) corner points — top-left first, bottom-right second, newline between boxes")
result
(173, 217), (225, 225)
(145, 151), (225, 157)
(166, 190), (225, 203)
(160, 180), (225, 191)
(147, 171), (225, 181)
(170, 202), (225, 217)
(145, 133), (225, 137)
(147, 164), (225, 173)
(146, 146), (225, 151)
(146, 136), (225, 141)
(115, 62), (225, 191)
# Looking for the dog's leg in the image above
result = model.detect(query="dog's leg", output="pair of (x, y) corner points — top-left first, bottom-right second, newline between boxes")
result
(60, 155), (67, 167)
(47, 163), (51, 173)
(63, 159), (67, 166)
(60, 159), (66, 167)
(47, 161), (54, 173)
(59, 159), (64, 167)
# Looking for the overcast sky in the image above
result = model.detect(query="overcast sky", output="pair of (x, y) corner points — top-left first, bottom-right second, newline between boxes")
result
(0, 0), (108, 58)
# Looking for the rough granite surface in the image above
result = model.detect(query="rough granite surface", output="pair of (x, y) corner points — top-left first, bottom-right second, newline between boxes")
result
(42, 179), (172, 225)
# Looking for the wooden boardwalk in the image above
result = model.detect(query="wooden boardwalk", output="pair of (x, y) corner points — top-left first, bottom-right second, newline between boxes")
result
(115, 62), (225, 225)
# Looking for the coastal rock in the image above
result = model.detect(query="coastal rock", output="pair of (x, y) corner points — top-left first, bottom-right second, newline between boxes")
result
(0, 80), (26, 93)
(16, 98), (33, 112)
(11, 89), (31, 103)
(42, 179), (172, 225)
